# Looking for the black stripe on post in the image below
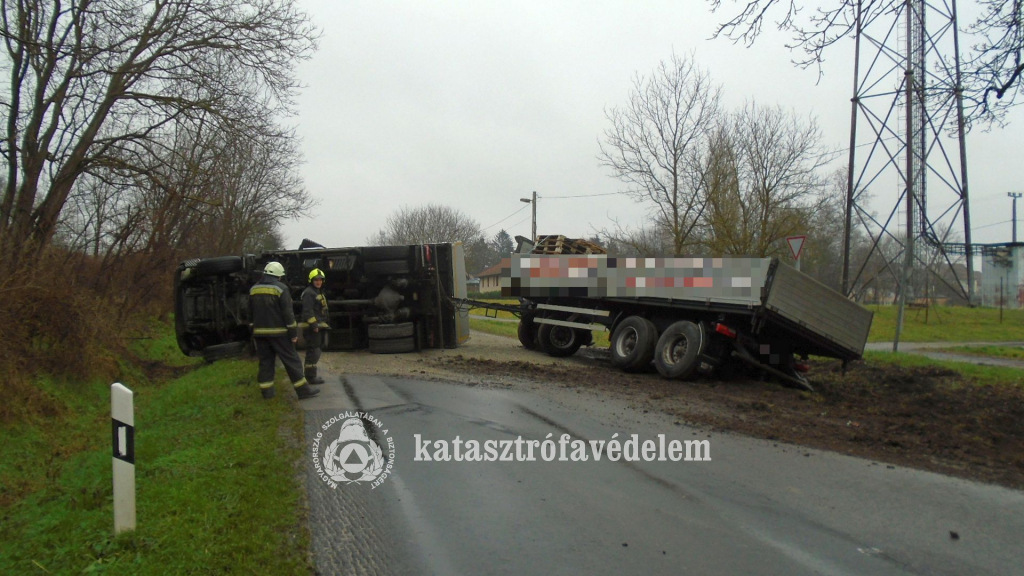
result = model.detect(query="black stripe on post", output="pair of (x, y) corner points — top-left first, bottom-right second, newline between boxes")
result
(112, 419), (135, 464)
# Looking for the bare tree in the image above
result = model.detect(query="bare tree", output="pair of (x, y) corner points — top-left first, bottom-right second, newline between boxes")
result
(369, 203), (483, 246)
(708, 0), (1024, 124)
(593, 219), (673, 256)
(700, 103), (828, 257)
(598, 53), (723, 254)
(0, 0), (318, 257)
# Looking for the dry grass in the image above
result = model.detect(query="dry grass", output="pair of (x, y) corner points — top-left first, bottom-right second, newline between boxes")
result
(0, 248), (150, 423)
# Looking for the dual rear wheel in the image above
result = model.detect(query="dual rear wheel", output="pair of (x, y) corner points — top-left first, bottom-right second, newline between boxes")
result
(610, 316), (702, 380)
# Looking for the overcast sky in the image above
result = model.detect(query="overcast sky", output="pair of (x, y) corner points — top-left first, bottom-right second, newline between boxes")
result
(281, 0), (1023, 256)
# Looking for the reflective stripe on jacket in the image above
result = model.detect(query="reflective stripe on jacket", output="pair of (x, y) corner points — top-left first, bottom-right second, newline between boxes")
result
(301, 286), (330, 328)
(249, 276), (298, 338)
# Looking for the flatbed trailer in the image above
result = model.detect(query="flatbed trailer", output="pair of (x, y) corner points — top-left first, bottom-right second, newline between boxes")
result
(498, 253), (874, 391)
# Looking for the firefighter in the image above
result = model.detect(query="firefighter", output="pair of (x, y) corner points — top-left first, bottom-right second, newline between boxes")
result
(301, 268), (330, 385)
(249, 262), (319, 400)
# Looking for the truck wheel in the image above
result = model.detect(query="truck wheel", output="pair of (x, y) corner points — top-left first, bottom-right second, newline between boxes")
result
(193, 256), (244, 278)
(537, 323), (583, 358)
(368, 322), (415, 339)
(654, 321), (702, 380)
(610, 316), (657, 371)
(201, 341), (248, 363)
(518, 318), (539, 350)
(369, 336), (416, 354)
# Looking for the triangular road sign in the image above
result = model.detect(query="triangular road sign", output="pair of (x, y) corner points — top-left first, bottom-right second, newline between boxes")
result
(786, 235), (806, 261)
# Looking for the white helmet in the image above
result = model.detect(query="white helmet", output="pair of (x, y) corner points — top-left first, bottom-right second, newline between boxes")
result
(264, 262), (286, 277)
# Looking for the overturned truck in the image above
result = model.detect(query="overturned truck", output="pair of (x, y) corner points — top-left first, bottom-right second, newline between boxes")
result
(174, 242), (469, 361)
(503, 252), (873, 391)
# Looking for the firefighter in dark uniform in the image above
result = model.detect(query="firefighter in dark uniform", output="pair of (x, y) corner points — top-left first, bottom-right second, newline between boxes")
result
(249, 262), (320, 400)
(301, 268), (329, 385)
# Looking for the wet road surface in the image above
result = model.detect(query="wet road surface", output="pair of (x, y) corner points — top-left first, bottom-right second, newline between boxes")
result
(300, 372), (1024, 575)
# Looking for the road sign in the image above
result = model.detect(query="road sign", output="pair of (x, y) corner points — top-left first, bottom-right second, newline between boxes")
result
(786, 236), (807, 261)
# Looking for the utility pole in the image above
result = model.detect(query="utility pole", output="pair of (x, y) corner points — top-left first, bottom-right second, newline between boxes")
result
(520, 191), (537, 242)
(1010, 192), (1023, 242)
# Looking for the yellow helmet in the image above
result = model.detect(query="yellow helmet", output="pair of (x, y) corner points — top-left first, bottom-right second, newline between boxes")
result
(308, 268), (325, 283)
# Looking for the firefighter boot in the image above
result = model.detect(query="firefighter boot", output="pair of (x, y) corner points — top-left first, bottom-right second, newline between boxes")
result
(295, 382), (320, 399)
(306, 365), (325, 385)
(260, 384), (275, 400)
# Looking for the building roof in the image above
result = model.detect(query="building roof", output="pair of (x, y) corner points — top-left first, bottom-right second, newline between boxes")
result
(476, 258), (510, 278)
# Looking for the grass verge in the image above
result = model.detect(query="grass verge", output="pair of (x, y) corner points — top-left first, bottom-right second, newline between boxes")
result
(0, 326), (311, 575)
(937, 345), (1024, 361)
(862, 351), (1024, 387)
(866, 305), (1024, 343)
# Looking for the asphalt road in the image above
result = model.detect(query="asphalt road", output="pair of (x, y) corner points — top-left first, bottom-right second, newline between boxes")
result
(301, 371), (1024, 576)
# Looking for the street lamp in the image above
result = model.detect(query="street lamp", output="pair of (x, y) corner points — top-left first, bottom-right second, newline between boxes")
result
(520, 191), (537, 242)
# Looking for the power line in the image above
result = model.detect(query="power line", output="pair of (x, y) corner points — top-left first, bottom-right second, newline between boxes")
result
(481, 204), (528, 232)
(542, 191), (626, 199)
(972, 219), (1012, 231)
(507, 214), (531, 229)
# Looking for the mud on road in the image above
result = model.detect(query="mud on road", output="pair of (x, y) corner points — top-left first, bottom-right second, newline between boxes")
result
(320, 332), (1024, 489)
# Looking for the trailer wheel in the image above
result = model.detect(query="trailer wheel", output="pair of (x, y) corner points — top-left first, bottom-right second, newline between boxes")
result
(517, 318), (539, 350)
(610, 316), (657, 371)
(537, 323), (584, 357)
(654, 321), (702, 380)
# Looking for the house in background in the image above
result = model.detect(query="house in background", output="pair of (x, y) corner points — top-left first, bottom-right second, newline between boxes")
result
(466, 274), (480, 293)
(475, 258), (509, 294)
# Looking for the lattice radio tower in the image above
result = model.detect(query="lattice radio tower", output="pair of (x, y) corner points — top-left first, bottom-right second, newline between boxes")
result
(841, 0), (973, 348)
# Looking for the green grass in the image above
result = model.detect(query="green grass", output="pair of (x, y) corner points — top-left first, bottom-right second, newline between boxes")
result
(863, 351), (1024, 387)
(938, 345), (1024, 361)
(0, 326), (311, 575)
(865, 305), (1024, 343)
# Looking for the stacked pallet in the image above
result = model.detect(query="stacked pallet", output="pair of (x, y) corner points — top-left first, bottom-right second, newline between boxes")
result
(531, 235), (607, 255)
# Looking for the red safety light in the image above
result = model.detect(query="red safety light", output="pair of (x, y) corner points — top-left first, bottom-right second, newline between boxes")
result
(714, 323), (736, 338)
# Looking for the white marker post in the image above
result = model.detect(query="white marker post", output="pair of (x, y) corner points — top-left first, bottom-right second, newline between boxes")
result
(111, 383), (136, 533)
(786, 235), (807, 272)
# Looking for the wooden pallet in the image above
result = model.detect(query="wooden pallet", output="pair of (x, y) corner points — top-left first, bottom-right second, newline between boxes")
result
(530, 235), (607, 255)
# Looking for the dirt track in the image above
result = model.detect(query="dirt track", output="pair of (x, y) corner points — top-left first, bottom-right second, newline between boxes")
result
(320, 331), (1024, 489)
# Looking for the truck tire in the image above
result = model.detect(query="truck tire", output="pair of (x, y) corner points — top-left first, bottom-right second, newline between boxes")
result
(654, 321), (702, 380)
(365, 259), (411, 277)
(610, 316), (657, 372)
(517, 318), (539, 350)
(369, 336), (416, 354)
(193, 256), (244, 278)
(362, 246), (412, 261)
(368, 322), (415, 339)
(201, 341), (248, 363)
(537, 323), (583, 358)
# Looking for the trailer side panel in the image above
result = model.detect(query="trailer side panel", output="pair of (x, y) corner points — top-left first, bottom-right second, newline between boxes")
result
(763, 263), (874, 357)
